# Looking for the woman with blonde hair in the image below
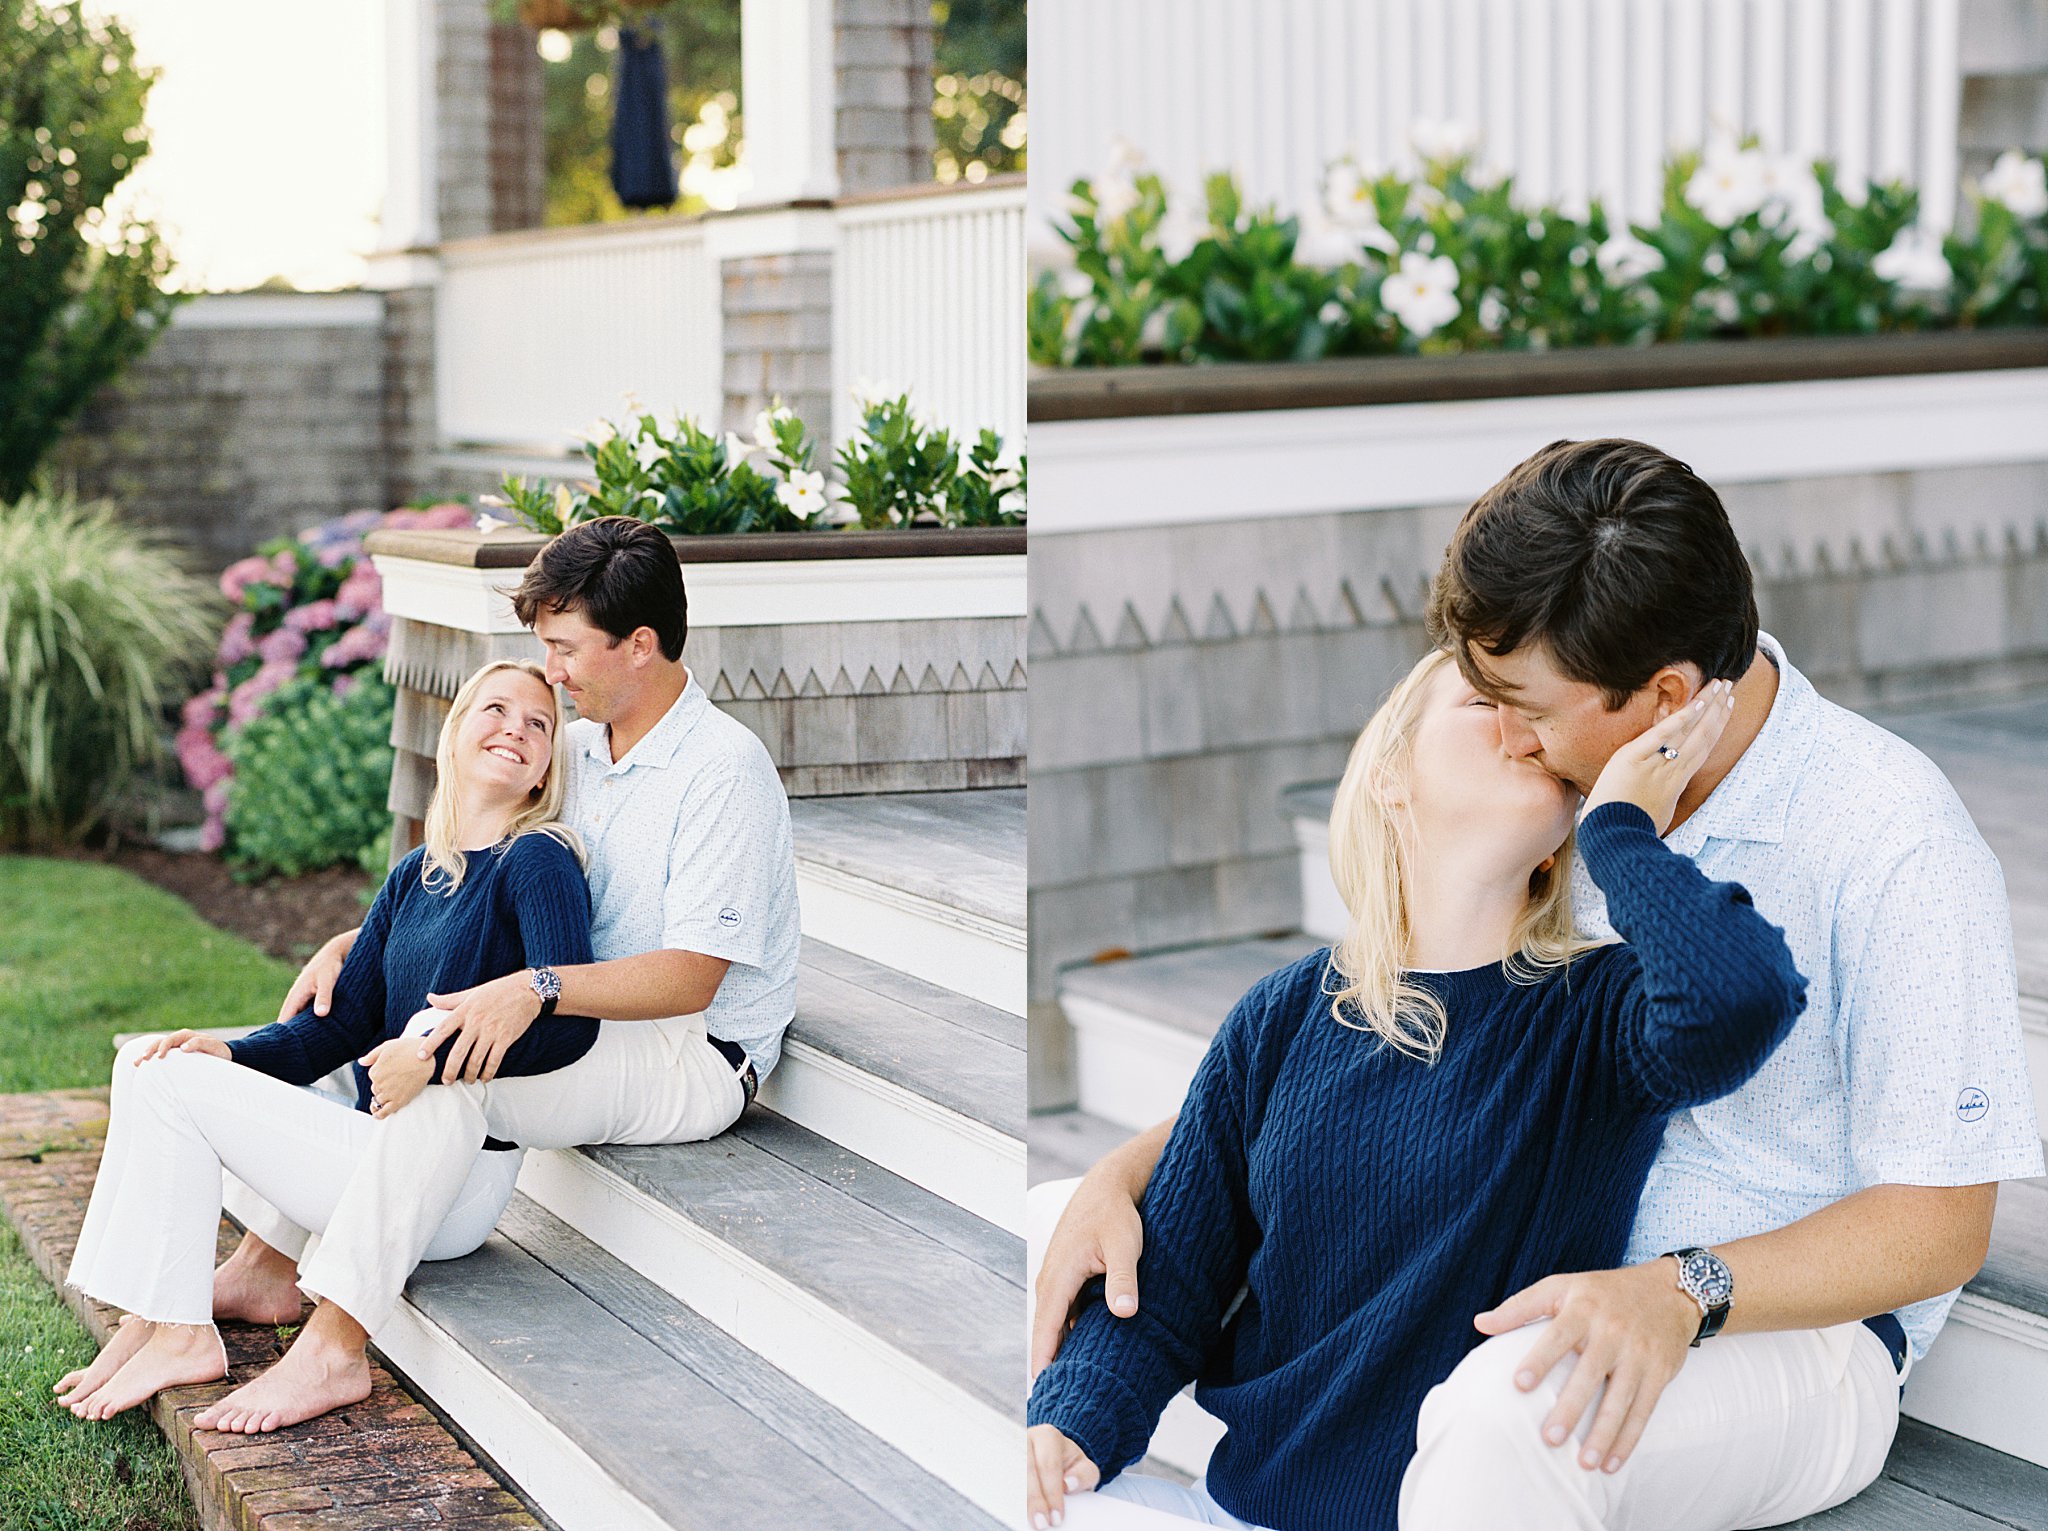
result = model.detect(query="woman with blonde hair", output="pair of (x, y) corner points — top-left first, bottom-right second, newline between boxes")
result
(1026, 651), (1808, 1531)
(55, 659), (597, 1429)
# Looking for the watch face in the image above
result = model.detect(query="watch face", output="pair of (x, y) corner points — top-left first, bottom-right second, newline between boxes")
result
(1683, 1251), (1733, 1308)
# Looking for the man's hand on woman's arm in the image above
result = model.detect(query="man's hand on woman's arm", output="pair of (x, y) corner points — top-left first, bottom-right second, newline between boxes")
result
(1029, 1117), (1175, 1381)
(277, 929), (360, 1022)
(1473, 1181), (1998, 1476)
(420, 948), (733, 1083)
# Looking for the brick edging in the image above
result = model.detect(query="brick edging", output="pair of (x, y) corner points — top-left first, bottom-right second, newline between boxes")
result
(0, 1090), (545, 1531)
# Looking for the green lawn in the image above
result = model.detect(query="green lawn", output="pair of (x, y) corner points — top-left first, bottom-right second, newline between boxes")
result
(0, 855), (288, 1530)
(0, 856), (294, 1093)
(0, 1220), (196, 1531)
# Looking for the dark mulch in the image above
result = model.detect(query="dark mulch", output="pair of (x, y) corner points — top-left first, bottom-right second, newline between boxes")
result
(55, 843), (375, 966)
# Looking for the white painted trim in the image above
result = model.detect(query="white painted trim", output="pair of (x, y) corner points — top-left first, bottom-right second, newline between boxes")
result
(685, 554), (1027, 627)
(1291, 815), (1345, 945)
(169, 293), (384, 329)
(371, 555), (529, 635)
(1149, 1392), (1227, 1479)
(1903, 1291), (2048, 1468)
(836, 182), (1029, 228)
(758, 1038), (1025, 1234)
(796, 859), (1026, 1016)
(361, 249), (443, 291)
(372, 1297), (674, 1531)
(1031, 369), (2048, 536)
(703, 206), (841, 261)
(1060, 992), (1206, 1132)
(373, 552), (1027, 637)
(516, 1148), (1021, 1522)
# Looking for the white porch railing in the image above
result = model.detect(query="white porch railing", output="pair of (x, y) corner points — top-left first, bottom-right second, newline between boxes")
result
(832, 179), (1027, 453)
(1030, 0), (1964, 239)
(435, 218), (722, 453)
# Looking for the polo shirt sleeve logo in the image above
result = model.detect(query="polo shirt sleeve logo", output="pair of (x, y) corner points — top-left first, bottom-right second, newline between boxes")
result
(1956, 1087), (1990, 1123)
(718, 906), (743, 928)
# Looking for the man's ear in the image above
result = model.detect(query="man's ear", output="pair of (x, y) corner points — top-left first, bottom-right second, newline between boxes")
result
(1647, 664), (1701, 722)
(630, 626), (660, 667)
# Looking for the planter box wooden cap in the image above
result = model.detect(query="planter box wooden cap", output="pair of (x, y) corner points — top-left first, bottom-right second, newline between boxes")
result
(363, 524), (1027, 570)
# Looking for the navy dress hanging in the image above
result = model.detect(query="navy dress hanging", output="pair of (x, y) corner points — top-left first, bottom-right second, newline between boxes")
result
(610, 21), (678, 209)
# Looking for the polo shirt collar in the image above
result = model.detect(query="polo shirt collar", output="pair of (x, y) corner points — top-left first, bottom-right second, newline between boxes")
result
(1665, 632), (1819, 852)
(579, 669), (708, 774)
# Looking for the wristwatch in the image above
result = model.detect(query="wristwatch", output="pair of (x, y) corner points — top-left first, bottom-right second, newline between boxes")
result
(1663, 1247), (1733, 1345)
(528, 966), (562, 1019)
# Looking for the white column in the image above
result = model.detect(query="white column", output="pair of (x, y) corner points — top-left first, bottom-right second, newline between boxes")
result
(367, 0), (440, 289)
(741, 0), (840, 204)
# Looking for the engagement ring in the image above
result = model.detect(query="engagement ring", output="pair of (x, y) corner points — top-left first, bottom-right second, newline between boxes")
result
(1657, 745), (1680, 760)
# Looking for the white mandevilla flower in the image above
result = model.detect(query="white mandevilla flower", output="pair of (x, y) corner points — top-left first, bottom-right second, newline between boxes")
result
(1157, 200), (1205, 263)
(579, 418), (616, 447)
(721, 431), (754, 465)
(754, 407), (793, 453)
(1758, 155), (1831, 260)
(1296, 215), (1365, 269)
(1058, 267), (1094, 300)
(1319, 161), (1399, 255)
(1981, 150), (2048, 220)
(1380, 251), (1461, 338)
(1596, 233), (1665, 283)
(474, 512), (510, 535)
(1873, 226), (1953, 293)
(777, 470), (828, 520)
(1477, 291), (1509, 332)
(1407, 118), (1478, 165)
(1091, 139), (1145, 224)
(633, 434), (665, 473)
(1685, 144), (1770, 228)
(1706, 287), (1742, 325)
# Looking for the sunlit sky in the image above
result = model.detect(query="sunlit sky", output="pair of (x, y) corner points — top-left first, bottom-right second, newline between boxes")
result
(89, 0), (386, 292)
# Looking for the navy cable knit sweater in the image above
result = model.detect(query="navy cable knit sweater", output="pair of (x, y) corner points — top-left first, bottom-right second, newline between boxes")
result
(1027, 803), (1808, 1531)
(228, 834), (599, 1112)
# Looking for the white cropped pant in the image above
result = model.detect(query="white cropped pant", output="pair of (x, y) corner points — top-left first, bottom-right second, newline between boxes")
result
(68, 1015), (744, 1337)
(1025, 1177), (1900, 1531)
(66, 1036), (522, 1332)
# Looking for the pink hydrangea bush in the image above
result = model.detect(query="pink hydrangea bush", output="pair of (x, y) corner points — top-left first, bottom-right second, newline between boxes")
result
(176, 502), (471, 852)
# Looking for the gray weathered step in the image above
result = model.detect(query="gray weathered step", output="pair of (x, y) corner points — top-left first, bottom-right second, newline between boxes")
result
(1059, 935), (1324, 1130)
(381, 1192), (1000, 1531)
(1975, 1169), (2048, 1319)
(790, 789), (1025, 1013)
(770, 937), (1025, 1231)
(516, 1108), (1023, 1518)
(1791, 1418), (2048, 1529)
(794, 940), (1025, 1138)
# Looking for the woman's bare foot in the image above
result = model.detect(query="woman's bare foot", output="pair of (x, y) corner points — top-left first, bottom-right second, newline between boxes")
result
(68, 1322), (226, 1421)
(54, 1314), (150, 1404)
(212, 1234), (305, 1324)
(192, 1301), (371, 1434)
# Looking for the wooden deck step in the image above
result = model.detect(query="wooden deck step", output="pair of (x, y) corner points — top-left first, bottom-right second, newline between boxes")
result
(377, 1192), (1003, 1531)
(790, 789), (1025, 1015)
(515, 1107), (1023, 1521)
(770, 938), (1024, 1232)
(1058, 935), (1322, 1130)
(1790, 1418), (2048, 1528)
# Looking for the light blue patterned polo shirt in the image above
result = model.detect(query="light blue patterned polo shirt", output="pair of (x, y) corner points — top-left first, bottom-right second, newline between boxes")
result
(562, 671), (801, 1078)
(1571, 633), (2044, 1359)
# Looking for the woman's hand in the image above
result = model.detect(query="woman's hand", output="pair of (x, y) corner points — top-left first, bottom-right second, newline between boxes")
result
(133, 1031), (231, 1063)
(361, 1039), (434, 1119)
(1583, 679), (1736, 834)
(1026, 1423), (1100, 1528)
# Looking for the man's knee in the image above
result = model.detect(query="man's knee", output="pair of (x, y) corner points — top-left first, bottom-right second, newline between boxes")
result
(1414, 1325), (1565, 1463)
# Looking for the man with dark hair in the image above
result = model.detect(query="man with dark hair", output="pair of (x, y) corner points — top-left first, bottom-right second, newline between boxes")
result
(1032, 439), (2041, 1528)
(195, 516), (800, 1431)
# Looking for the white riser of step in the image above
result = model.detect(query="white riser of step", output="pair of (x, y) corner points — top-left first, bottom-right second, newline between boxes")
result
(757, 1040), (1024, 1235)
(1292, 814), (1345, 945)
(797, 857), (1025, 1016)
(1903, 1292), (2048, 1469)
(1063, 993), (1206, 1133)
(373, 1297), (676, 1531)
(516, 1146), (1020, 1524)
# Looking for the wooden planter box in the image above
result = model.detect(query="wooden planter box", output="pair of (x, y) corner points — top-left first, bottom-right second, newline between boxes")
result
(365, 526), (1027, 841)
(1028, 330), (2048, 536)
